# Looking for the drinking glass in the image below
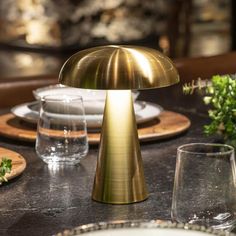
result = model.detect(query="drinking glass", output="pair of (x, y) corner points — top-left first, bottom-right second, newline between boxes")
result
(35, 94), (88, 165)
(171, 143), (236, 230)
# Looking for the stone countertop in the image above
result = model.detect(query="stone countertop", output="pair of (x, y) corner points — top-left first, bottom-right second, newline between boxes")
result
(0, 84), (216, 236)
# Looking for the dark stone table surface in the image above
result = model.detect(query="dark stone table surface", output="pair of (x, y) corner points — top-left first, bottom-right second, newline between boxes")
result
(0, 84), (216, 236)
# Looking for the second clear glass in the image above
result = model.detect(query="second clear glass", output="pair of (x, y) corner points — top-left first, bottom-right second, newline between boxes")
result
(171, 143), (236, 230)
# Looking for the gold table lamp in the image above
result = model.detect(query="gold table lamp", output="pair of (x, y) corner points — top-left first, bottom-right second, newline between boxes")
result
(59, 45), (179, 204)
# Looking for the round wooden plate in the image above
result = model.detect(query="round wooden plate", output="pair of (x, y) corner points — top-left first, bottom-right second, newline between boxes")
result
(0, 147), (26, 182)
(0, 111), (190, 144)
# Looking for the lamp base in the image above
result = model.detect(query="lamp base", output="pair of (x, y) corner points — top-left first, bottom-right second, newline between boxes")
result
(92, 90), (148, 204)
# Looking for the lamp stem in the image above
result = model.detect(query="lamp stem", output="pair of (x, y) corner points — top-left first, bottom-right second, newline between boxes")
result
(92, 90), (148, 204)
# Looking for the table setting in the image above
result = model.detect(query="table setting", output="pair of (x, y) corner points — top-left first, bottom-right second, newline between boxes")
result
(11, 84), (161, 128)
(0, 84), (190, 144)
(0, 45), (236, 236)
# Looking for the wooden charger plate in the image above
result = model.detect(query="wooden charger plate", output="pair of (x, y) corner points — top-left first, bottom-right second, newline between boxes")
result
(0, 111), (190, 144)
(0, 147), (26, 182)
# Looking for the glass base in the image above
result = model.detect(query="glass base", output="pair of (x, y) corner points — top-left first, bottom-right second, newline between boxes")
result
(187, 213), (236, 231)
(37, 153), (87, 166)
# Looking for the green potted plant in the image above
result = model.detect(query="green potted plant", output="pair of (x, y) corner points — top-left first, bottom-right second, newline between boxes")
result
(183, 75), (236, 148)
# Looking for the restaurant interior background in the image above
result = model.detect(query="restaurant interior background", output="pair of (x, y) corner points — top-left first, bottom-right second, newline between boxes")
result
(1, 1), (236, 235)
(0, 0), (233, 79)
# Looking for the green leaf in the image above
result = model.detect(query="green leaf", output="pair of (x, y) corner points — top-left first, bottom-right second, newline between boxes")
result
(184, 74), (236, 148)
(0, 158), (12, 184)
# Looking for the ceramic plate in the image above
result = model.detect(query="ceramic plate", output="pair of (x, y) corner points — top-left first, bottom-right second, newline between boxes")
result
(33, 84), (139, 102)
(11, 101), (163, 128)
(55, 220), (230, 236)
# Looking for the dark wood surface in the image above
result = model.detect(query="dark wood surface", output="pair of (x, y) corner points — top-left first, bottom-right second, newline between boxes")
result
(0, 83), (218, 236)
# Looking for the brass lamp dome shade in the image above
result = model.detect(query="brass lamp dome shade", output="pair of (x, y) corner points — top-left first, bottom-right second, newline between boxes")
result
(59, 45), (179, 89)
(59, 45), (179, 204)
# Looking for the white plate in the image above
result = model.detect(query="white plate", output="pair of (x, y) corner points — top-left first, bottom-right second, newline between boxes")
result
(70, 228), (217, 236)
(33, 84), (139, 102)
(11, 101), (163, 128)
(55, 221), (227, 236)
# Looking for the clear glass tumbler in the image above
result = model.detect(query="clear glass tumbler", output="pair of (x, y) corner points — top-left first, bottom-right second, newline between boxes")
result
(35, 94), (88, 165)
(171, 143), (236, 230)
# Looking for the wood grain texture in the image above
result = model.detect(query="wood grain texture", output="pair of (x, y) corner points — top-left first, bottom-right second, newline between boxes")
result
(0, 147), (26, 181)
(0, 111), (191, 144)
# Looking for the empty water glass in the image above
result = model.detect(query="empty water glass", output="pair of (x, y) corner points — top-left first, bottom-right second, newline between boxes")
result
(35, 94), (88, 165)
(171, 143), (236, 230)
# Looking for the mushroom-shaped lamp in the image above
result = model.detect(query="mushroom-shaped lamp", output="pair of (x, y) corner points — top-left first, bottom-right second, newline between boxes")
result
(59, 45), (179, 204)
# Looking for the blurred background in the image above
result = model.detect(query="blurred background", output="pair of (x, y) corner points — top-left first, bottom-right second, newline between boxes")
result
(0, 0), (233, 78)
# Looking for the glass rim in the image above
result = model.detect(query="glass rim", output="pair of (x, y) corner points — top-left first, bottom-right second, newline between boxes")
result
(177, 143), (234, 156)
(41, 94), (83, 102)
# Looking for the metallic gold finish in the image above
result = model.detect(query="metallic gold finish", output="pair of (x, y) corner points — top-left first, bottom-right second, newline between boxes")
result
(92, 90), (148, 204)
(59, 45), (180, 204)
(59, 45), (179, 90)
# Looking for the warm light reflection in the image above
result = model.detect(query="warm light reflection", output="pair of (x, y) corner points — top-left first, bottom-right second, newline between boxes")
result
(106, 90), (131, 129)
(59, 45), (179, 90)
(126, 48), (153, 83)
(107, 89), (130, 107)
(26, 20), (60, 46)
(92, 88), (147, 203)
(15, 54), (33, 68)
